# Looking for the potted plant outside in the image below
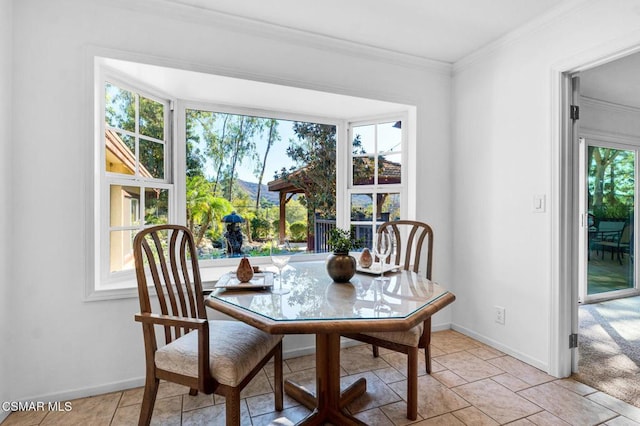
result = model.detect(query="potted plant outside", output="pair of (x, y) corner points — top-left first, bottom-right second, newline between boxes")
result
(326, 228), (363, 283)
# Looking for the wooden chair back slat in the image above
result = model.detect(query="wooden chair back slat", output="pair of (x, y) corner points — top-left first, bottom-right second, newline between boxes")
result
(134, 225), (206, 344)
(379, 220), (433, 279)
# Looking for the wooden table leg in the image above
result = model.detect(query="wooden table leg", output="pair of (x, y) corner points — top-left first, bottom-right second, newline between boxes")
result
(286, 333), (367, 426)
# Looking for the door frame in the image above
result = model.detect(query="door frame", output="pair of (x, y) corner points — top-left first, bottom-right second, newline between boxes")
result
(552, 44), (640, 377)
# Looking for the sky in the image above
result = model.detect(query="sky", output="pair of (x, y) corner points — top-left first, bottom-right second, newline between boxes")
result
(190, 113), (298, 184)
(235, 120), (297, 183)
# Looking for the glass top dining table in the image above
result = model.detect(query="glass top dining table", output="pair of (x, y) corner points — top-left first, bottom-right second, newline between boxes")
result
(205, 260), (455, 425)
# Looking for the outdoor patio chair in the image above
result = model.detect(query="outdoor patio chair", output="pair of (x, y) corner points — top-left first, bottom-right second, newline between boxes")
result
(133, 224), (283, 426)
(342, 220), (434, 420)
(593, 222), (633, 265)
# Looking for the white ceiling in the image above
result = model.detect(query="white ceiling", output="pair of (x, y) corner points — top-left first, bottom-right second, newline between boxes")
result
(166, 0), (568, 63)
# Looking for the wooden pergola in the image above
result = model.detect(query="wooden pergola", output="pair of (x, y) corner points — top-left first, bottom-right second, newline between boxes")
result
(267, 174), (311, 249)
(267, 157), (401, 251)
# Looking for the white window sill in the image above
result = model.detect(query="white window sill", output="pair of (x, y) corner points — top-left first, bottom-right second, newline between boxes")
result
(85, 253), (330, 302)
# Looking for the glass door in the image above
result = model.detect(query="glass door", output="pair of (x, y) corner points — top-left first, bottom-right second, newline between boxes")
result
(581, 140), (638, 302)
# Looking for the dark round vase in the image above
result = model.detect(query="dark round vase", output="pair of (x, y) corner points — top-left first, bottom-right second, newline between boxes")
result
(326, 252), (356, 283)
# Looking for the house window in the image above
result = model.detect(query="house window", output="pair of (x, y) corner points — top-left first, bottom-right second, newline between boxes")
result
(183, 106), (337, 260)
(92, 60), (412, 298)
(348, 119), (405, 247)
(101, 78), (173, 284)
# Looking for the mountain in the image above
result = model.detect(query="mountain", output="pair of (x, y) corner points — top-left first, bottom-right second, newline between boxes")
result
(237, 179), (282, 205)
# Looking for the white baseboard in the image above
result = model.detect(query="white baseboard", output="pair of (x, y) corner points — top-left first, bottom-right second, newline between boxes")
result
(7, 377), (146, 410)
(4, 335), (384, 406)
(451, 323), (551, 374)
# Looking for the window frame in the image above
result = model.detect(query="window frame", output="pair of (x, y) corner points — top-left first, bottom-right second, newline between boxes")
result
(346, 115), (408, 236)
(176, 100), (345, 268)
(93, 68), (176, 295)
(87, 61), (415, 301)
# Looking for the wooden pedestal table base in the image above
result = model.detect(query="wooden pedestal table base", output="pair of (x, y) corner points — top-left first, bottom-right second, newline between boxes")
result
(284, 333), (367, 426)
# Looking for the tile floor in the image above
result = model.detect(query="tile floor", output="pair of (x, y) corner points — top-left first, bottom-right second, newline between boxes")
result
(3, 330), (640, 425)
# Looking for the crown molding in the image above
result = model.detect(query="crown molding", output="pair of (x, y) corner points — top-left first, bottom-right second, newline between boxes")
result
(580, 127), (640, 146)
(108, 0), (452, 75)
(581, 95), (640, 115)
(452, 0), (592, 75)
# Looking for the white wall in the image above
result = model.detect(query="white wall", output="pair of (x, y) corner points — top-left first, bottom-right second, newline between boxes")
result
(452, 0), (640, 372)
(8, 0), (452, 401)
(0, 0), (12, 419)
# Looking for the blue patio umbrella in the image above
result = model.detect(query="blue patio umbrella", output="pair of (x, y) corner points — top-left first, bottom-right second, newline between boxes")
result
(222, 211), (244, 223)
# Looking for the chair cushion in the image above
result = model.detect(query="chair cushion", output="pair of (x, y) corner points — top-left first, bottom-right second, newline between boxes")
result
(360, 322), (424, 347)
(155, 320), (282, 387)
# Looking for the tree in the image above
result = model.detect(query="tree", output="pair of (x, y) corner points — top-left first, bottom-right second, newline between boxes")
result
(275, 123), (337, 243)
(255, 119), (280, 209)
(223, 115), (261, 201)
(588, 146), (634, 220)
(186, 175), (232, 246)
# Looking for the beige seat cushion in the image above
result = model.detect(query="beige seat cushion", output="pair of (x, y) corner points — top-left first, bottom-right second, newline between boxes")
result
(155, 320), (282, 387)
(360, 322), (424, 347)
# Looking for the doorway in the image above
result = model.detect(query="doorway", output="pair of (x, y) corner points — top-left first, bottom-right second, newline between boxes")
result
(568, 51), (640, 407)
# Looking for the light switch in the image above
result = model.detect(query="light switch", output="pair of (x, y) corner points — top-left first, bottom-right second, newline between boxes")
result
(533, 194), (546, 213)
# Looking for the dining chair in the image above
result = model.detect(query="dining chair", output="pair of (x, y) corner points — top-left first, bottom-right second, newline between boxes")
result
(133, 224), (283, 426)
(343, 220), (433, 420)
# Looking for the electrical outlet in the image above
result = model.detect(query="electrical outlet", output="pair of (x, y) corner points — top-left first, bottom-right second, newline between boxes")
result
(495, 306), (505, 325)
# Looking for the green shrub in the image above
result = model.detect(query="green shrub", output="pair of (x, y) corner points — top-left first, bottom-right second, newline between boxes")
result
(250, 216), (271, 241)
(289, 221), (307, 242)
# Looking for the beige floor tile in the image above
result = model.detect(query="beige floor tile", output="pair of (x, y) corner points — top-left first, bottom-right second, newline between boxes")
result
(467, 345), (505, 360)
(412, 412), (465, 425)
(353, 407), (395, 425)
(40, 392), (122, 426)
(249, 405), (310, 426)
(341, 345), (392, 374)
(342, 371), (402, 413)
(387, 374), (469, 419)
(111, 403), (141, 426)
(285, 354), (315, 372)
(373, 366), (406, 384)
(434, 350), (505, 382)
(588, 392), (640, 423)
(1, 409), (49, 426)
(150, 395), (183, 426)
(245, 392), (299, 418)
(180, 399), (252, 426)
(553, 378), (598, 396)
(12, 331), (640, 426)
(491, 373), (533, 392)
(431, 370), (468, 388)
(380, 351), (428, 378)
(451, 406), (499, 425)
(240, 370), (274, 399)
(283, 368), (317, 394)
(431, 330), (480, 354)
(120, 386), (145, 407)
(182, 392), (214, 412)
(429, 345), (447, 357)
(605, 415), (640, 426)
(487, 356), (555, 386)
(263, 360), (291, 379)
(519, 382), (617, 425)
(378, 400), (424, 425)
(507, 419), (536, 425)
(429, 359), (447, 374)
(452, 378), (542, 424)
(526, 410), (572, 425)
